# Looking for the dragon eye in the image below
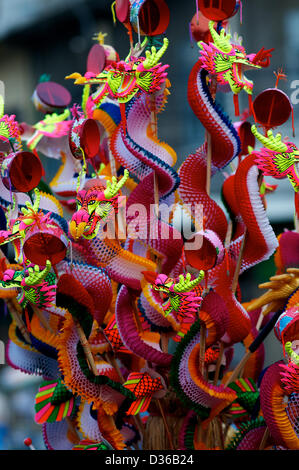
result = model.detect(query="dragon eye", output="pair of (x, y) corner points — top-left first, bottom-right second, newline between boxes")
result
(88, 200), (96, 205)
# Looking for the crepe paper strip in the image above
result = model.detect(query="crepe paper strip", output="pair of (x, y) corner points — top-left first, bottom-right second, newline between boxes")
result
(224, 309), (282, 387)
(274, 306), (299, 347)
(228, 378), (259, 414)
(97, 407), (126, 450)
(274, 231), (299, 274)
(56, 273), (99, 375)
(6, 297), (31, 344)
(226, 417), (268, 450)
(72, 439), (112, 450)
(260, 361), (299, 449)
(234, 120), (255, 158)
(123, 372), (164, 416)
(34, 380), (75, 424)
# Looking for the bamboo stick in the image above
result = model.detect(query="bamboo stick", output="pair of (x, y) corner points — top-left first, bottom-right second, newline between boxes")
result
(155, 399), (174, 450)
(74, 318), (98, 376)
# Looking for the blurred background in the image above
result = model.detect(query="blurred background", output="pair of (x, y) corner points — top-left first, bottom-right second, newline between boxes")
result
(0, 0), (297, 449)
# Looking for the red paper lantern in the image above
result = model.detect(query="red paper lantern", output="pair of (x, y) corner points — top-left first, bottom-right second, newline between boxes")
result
(1, 151), (43, 193)
(253, 88), (292, 128)
(115, 0), (131, 23)
(69, 118), (101, 160)
(198, 0), (236, 21)
(190, 12), (211, 42)
(130, 0), (170, 37)
(234, 121), (256, 156)
(33, 81), (71, 113)
(23, 223), (68, 266)
(87, 44), (107, 75)
(185, 229), (224, 271)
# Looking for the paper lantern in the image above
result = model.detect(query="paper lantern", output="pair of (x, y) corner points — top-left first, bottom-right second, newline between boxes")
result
(1, 151), (43, 193)
(23, 223), (68, 266)
(32, 81), (71, 114)
(87, 44), (107, 75)
(253, 88), (292, 128)
(234, 120), (255, 156)
(197, 0), (237, 21)
(185, 229), (225, 271)
(130, 0), (170, 36)
(69, 118), (100, 160)
(116, 0), (131, 23)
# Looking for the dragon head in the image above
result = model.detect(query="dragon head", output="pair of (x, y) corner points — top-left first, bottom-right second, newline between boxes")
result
(66, 38), (169, 106)
(199, 22), (273, 95)
(251, 125), (299, 192)
(69, 170), (129, 240)
(0, 260), (56, 309)
(151, 272), (204, 334)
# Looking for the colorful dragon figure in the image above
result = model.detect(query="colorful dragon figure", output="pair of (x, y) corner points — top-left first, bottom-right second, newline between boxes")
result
(0, 259), (56, 309)
(199, 21), (273, 97)
(251, 125), (299, 192)
(25, 109), (71, 151)
(0, 97), (22, 152)
(69, 170), (129, 240)
(151, 272), (204, 336)
(0, 189), (67, 264)
(66, 37), (169, 106)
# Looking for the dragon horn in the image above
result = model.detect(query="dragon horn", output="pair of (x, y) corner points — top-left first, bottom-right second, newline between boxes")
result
(104, 169), (129, 199)
(142, 38), (169, 70)
(209, 21), (232, 53)
(24, 260), (52, 286)
(251, 125), (288, 153)
(33, 188), (41, 212)
(173, 271), (204, 293)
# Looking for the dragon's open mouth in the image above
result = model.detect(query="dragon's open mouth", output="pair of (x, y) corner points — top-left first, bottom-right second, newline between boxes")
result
(82, 213), (101, 238)
(233, 61), (256, 90)
(116, 74), (136, 97)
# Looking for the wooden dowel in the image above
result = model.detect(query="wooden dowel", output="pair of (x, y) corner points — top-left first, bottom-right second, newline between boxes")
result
(66, 416), (80, 442)
(199, 322), (206, 376)
(224, 350), (251, 387)
(206, 132), (212, 197)
(74, 318), (98, 376)
(7, 300), (31, 344)
(32, 306), (56, 334)
(231, 229), (247, 294)
(213, 341), (224, 385)
(155, 399), (174, 450)
(131, 298), (143, 333)
(259, 427), (270, 450)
